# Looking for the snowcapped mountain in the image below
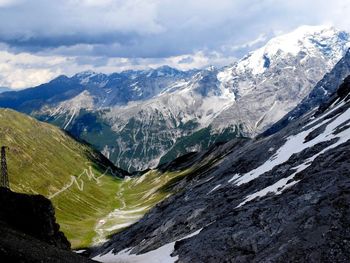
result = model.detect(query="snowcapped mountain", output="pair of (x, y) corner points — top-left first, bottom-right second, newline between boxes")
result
(235, 25), (348, 76)
(211, 25), (350, 133)
(60, 65), (197, 109)
(265, 48), (350, 135)
(92, 70), (350, 263)
(93, 25), (350, 171)
(0, 25), (349, 172)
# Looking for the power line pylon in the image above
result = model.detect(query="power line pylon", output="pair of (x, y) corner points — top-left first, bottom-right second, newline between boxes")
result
(1, 146), (9, 189)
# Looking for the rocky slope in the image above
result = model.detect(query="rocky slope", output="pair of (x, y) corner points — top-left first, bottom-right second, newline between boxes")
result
(92, 75), (350, 262)
(265, 48), (350, 136)
(0, 26), (349, 172)
(0, 187), (95, 262)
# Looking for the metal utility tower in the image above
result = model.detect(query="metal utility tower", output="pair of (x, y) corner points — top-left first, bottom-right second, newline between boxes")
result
(1, 146), (9, 188)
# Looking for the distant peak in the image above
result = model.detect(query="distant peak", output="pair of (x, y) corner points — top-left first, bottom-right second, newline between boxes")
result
(75, 70), (98, 77)
(50, 74), (70, 83)
(290, 24), (336, 34)
(73, 70), (109, 85)
(155, 65), (181, 74)
(205, 65), (217, 71)
(236, 25), (349, 75)
(142, 65), (182, 78)
(273, 25), (345, 45)
(261, 25), (344, 55)
(156, 65), (175, 70)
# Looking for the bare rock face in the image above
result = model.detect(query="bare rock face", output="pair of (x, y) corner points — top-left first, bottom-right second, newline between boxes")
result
(265, 49), (350, 136)
(0, 188), (95, 263)
(0, 187), (70, 250)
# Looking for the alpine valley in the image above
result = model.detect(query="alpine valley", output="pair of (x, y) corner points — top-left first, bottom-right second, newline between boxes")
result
(1, 25), (349, 172)
(1, 23), (350, 263)
(0, 109), (205, 250)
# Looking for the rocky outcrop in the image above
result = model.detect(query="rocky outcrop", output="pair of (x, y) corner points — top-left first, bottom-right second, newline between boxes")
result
(0, 188), (96, 262)
(0, 187), (70, 249)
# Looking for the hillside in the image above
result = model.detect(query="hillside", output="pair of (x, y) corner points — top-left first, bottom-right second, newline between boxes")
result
(0, 108), (129, 248)
(0, 108), (210, 249)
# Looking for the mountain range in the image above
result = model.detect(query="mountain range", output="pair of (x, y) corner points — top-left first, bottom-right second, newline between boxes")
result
(0, 25), (349, 172)
(1, 23), (350, 262)
(92, 57), (350, 263)
(0, 87), (10, 94)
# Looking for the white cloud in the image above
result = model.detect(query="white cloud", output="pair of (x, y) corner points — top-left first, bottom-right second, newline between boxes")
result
(1, 0), (350, 88)
(0, 50), (65, 89)
(1, 0), (350, 57)
(0, 48), (236, 89)
(78, 0), (115, 7)
(0, 0), (20, 7)
(222, 34), (269, 54)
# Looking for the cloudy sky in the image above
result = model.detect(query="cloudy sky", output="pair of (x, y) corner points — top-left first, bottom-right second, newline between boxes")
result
(0, 0), (350, 89)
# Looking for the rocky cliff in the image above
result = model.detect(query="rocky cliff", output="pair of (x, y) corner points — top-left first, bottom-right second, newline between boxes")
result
(0, 187), (95, 262)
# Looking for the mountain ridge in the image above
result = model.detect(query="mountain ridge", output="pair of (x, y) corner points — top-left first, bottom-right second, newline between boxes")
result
(264, 48), (350, 136)
(92, 69), (350, 263)
(0, 25), (349, 172)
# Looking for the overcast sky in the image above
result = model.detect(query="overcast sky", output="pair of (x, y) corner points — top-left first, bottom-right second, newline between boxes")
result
(1, 0), (350, 89)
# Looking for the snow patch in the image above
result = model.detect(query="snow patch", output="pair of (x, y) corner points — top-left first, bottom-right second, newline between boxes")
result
(235, 100), (350, 207)
(207, 184), (221, 194)
(94, 228), (203, 263)
(64, 108), (76, 130)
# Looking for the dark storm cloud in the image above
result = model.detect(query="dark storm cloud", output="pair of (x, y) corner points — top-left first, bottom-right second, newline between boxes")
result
(1, 0), (349, 59)
(1, 0), (350, 89)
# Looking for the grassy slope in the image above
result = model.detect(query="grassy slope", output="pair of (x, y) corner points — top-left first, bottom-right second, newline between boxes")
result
(0, 109), (124, 248)
(0, 108), (198, 248)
